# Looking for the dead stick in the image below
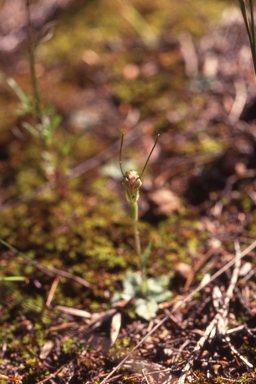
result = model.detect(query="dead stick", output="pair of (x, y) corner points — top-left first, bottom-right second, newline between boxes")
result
(101, 239), (256, 384)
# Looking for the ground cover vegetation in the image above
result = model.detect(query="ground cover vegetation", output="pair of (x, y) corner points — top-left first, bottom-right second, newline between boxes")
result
(1, 0), (256, 383)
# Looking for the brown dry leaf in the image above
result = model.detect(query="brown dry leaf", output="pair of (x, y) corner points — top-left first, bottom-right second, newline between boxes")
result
(110, 312), (122, 346)
(112, 299), (131, 308)
(39, 340), (54, 359)
(82, 49), (100, 66)
(239, 262), (251, 277)
(174, 262), (192, 280)
(90, 308), (116, 329)
(148, 188), (182, 217)
(55, 305), (91, 318)
(123, 64), (140, 81)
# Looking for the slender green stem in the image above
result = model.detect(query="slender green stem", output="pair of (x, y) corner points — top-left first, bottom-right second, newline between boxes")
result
(25, 0), (42, 119)
(120, 134), (160, 298)
(132, 204), (141, 257)
(0, 239), (90, 287)
(0, 276), (26, 282)
(132, 202), (147, 297)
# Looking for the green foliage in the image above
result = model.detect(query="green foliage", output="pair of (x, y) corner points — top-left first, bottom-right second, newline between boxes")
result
(62, 338), (76, 354)
(7, 74), (89, 184)
(7, 77), (34, 115)
(5, 0), (90, 188)
(141, 242), (151, 269)
(116, 133), (173, 319)
(112, 272), (172, 321)
(22, 108), (61, 147)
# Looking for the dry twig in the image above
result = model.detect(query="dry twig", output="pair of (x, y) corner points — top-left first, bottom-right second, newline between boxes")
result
(177, 241), (252, 384)
(101, 239), (256, 384)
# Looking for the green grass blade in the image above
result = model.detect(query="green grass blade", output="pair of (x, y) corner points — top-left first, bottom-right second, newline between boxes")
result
(0, 276), (26, 282)
(1, 239), (35, 263)
(0, 239), (90, 288)
(141, 242), (151, 267)
(22, 122), (40, 138)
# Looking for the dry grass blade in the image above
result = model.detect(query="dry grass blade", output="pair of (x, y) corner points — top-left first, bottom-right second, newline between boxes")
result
(110, 312), (122, 346)
(55, 305), (91, 318)
(177, 241), (251, 384)
(0, 239), (90, 288)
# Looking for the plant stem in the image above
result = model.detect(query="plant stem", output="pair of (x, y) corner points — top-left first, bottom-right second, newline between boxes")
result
(249, 0), (256, 70)
(25, 0), (42, 119)
(238, 0), (256, 74)
(132, 202), (147, 297)
(0, 276), (26, 282)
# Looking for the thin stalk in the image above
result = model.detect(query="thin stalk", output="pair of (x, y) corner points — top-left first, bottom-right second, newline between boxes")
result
(238, 0), (251, 37)
(0, 276), (26, 282)
(25, 0), (42, 119)
(238, 0), (256, 74)
(249, 0), (256, 68)
(133, 205), (141, 259)
(140, 134), (159, 179)
(132, 202), (147, 297)
(119, 134), (160, 297)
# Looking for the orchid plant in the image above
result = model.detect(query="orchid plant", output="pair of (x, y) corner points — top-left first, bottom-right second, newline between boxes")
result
(119, 133), (159, 296)
(112, 133), (172, 321)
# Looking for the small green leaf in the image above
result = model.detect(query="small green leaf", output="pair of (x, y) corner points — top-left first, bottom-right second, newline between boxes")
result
(135, 298), (158, 321)
(49, 112), (62, 133)
(111, 272), (172, 312)
(146, 276), (172, 302)
(151, 275), (170, 287)
(147, 289), (172, 303)
(7, 77), (34, 114)
(62, 126), (89, 156)
(123, 272), (142, 296)
(22, 122), (40, 138)
(7, 77), (27, 104)
(141, 242), (151, 267)
(0, 276), (26, 282)
(111, 292), (123, 303)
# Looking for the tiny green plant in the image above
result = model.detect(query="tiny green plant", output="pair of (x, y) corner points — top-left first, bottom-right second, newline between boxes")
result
(119, 132), (159, 296)
(6, 78), (62, 148)
(113, 133), (172, 321)
(25, 0), (42, 120)
(7, 0), (89, 195)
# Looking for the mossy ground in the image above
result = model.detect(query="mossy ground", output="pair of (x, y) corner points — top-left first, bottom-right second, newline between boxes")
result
(1, 0), (256, 383)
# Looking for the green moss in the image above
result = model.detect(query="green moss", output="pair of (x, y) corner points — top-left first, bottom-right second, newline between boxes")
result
(197, 136), (224, 154)
(62, 338), (76, 354)
(241, 196), (253, 212)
